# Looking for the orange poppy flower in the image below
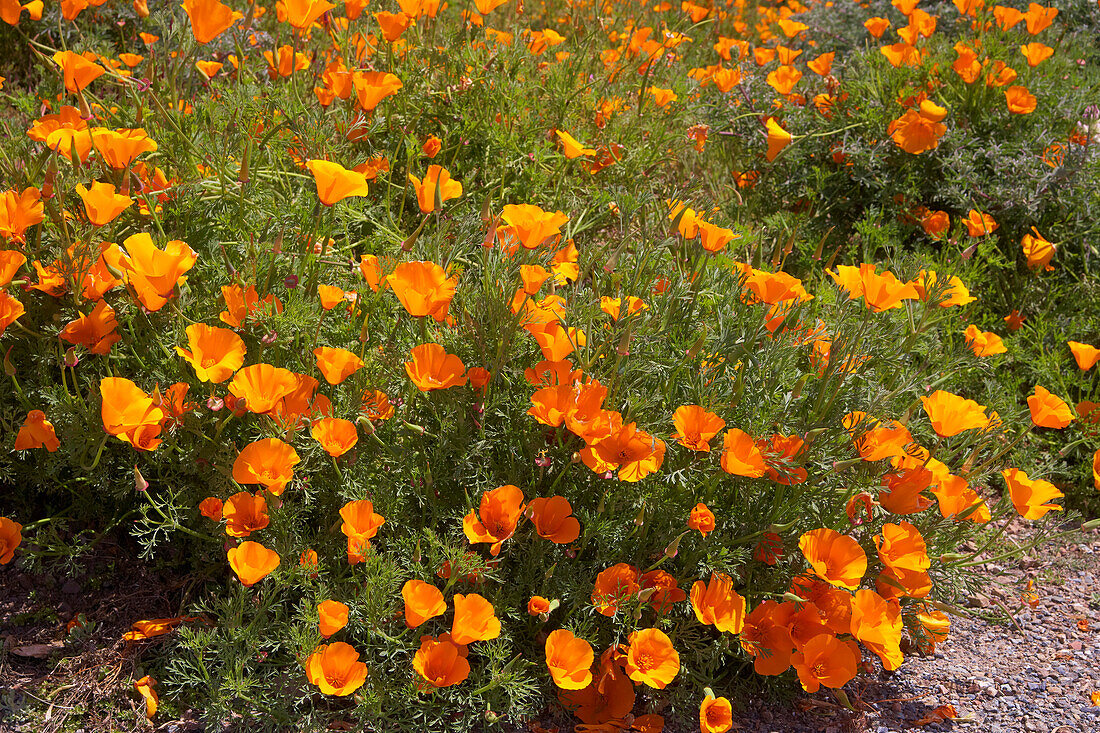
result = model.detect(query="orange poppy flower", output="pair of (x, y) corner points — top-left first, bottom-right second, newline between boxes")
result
(306, 160), (370, 206)
(105, 234), (198, 311)
(282, 0), (334, 28)
(219, 283), (283, 328)
(413, 635), (470, 688)
(0, 251), (27, 287)
(527, 496), (581, 544)
(791, 634), (858, 692)
(875, 521), (931, 596)
(545, 629), (594, 690)
(232, 438), (301, 495)
(314, 347), (364, 385)
(687, 502), (715, 537)
(14, 410), (60, 452)
(227, 540), (280, 586)
(133, 675), (158, 718)
(798, 528), (867, 591)
(404, 343), (467, 391)
(700, 694), (734, 733)
(408, 165), (462, 213)
(919, 390), (990, 437)
(402, 579), (446, 628)
(930, 474), (990, 523)
(591, 563), (641, 616)
(640, 569), (686, 614)
(305, 642), (368, 696)
(1004, 85), (1038, 114)
(464, 484), (525, 555)
(888, 100), (948, 154)
(182, 0), (242, 44)
(59, 300), (121, 355)
(1093, 449), (1100, 491)
(851, 589), (903, 670)
(76, 182), (132, 226)
(1002, 468), (1063, 519)
(451, 593), (501, 645)
(526, 596), (551, 616)
(624, 628), (680, 689)
(499, 204), (571, 250)
(879, 466), (936, 515)
(340, 499), (385, 563)
(228, 363), (298, 413)
(690, 572), (747, 633)
(311, 417), (358, 458)
(317, 284), (347, 310)
(1028, 385), (1073, 429)
(718, 428), (767, 477)
(671, 405), (725, 451)
(374, 11), (413, 42)
(271, 374), (331, 429)
(387, 261), (457, 321)
(0, 290), (25, 337)
(0, 189), (43, 244)
(1020, 42), (1054, 67)
(198, 497), (223, 521)
(555, 130), (595, 160)
(100, 377), (164, 451)
(318, 599), (349, 638)
(764, 117), (792, 161)
(352, 70), (403, 111)
(362, 389), (395, 421)
(176, 323), (246, 383)
(53, 50), (104, 92)
(697, 220), (738, 252)
(1021, 227), (1055, 270)
(583, 421), (666, 482)
(0, 516), (22, 564)
(222, 491), (270, 538)
(90, 128), (157, 169)
(864, 16), (891, 37)
(1069, 341), (1100, 370)
(558, 648), (635, 724)
(525, 321), (586, 362)
(963, 325), (1007, 357)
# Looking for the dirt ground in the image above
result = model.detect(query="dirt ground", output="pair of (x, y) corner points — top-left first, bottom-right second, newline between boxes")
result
(2, 526), (1098, 733)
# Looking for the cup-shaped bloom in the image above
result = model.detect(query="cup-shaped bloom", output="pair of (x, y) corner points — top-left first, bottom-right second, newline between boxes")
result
(0, 291), (25, 337)
(176, 323), (246, 383)
(77, 182), (132, 226)
(227, 540), (280, 586)
(799, 528), (867, 591)
(764, 117), (792, 161)
(1002, 468), (1064, 520)
(851, 589), (903, 670)
(375, 11), (413, 42)
(919, 390), (990, 437)
(641, 569), (687, 614)
(402, 579), (446, 628)
(318, 600), (349, 638)
(228, 364), (298, 414)
(182, 0), (242, 44)
(340, 500), (385, 563)
(199, 497), (223, 521)
(104, 234), (197, 312)
(352, 70), (403, 111)
(59, 299), (121, 355)
(282, 0), (335, 29)
(588, 422), (666, 482)
(878, 466), (936, 515)
(100, 377), (164, 450)
(499, 204), (570, 250)
(305, 642), (367, 696)
(687, 503), (715, 537)
(740, 600), (797, 675)
(700, 694), (734, 733)
(91, 128), (157, 169)
(404, 343), (467, 391)
(690, 572), (747, 634)
(451, 593), (501, 645)
(591, 563), (641, 617)
(1028, 385), (1073, 429)
(1004, 85), (1037, 114)
(463, 484), (525, 556)
(930, 474), (990, 523)
(545, 629), (594, 690)
(14, 410), (61, 452)
(791, 634), (859, 692)
(1069, 341), (1100, 371)
(1022, 227), (1055, 270)
(313, 347), (365, 385)
(527, 496), (580, 544)
(387, 261), (457, 321)
(624, 628), (680, 689)
(408, 165), (462, 213)
(719, 428), (767, 477)
(311, 417), (358, 457)
(222, 491), (270, 538)
(232, 438), (301, 495)
(672, 405), (726, 451)
(964, 325), (1007, 357)
(133, 675), (158, 718)
(306, 160), (370, 206)
(413, 635), (470, 687)
(52, 50), (104, 92)
(0, 517), (23, 564)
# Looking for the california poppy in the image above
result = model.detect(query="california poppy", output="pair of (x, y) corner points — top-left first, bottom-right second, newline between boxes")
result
(387, 261), (457, 321)
(1005, 86), (1038, 114)
(764, 118), (792, 161)
(182, 0), (242, 44)
(930, 474), (990, 523)
(314, 347), (365, 385)
(340, 499), (385, 563)
(875, 521), (931, 598)
(641, 569), (687, 614)
(53, 50), (104, 92)
(176, 323), (246, 383)
(404, 343), (467, 391)
(77, 182), (132, 226)
(133, 676), (158, 718)
(311, 417), (358, 457)
(791, 634), (858, 692)
(352, 70), (403, 111)
(14, 410), (60, 452)
(0, 291), (25, 337)
(227, 540), (280, 586)
(413, 635), (470, 687)
(220, 283), (283, 328)
(591, 563), (641, 616)
(451, 593), (501, 645)
(920, 390), (990, 437)
(1027, 385), (1073, 429)
(888, 100), (948, 154)
(690, 572), (746, 633)
(798, 528), (866, 591)
(282, 0), (334, 29)
(105, 234), (197, 311)
(850, 589), (903, 670)
(700, 694), (734, 733)
(624, 628), (680, 689)
(100, 377), (164, 450)
(0, 249), (27, 285)
(222, 491), (270, 537)
(305, 642), (368, 696)
(545, 629), (594, 690)
(1069, 341), (1100, 370)
(232, 438), (301, 495)
(499, 204), (570, 250)
(1002, 468), (1063, 519)
(91, 128), (157, 169)
(1022, 228), (1055, 270)
(229, 364), (298, 414)
(464, 484), (525, 555)
(307, 160), (371, 206)
(556, 130), (595, 159)
(408, 165), (462, 213)
(964, 325), (1007, 357)
(0, 516), (23, 564)
(671, 405), (726, 451)
(526, 496), (580, 544)
(584, 421), (666, 482)
(402, 579), (446, 627)
(318, 599), (349, 638)
(687, 503), (716, 537)
(965, 210), (998, 237)
(198, 497), (223, 521)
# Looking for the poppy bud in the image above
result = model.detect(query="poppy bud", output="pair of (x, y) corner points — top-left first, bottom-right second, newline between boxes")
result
(261, 331), (278, 344)
(634, 505), (645, 526)
(133, 0), (149, 17)
(663, 531), (687, 559)
(782, 591), (808, 604)
(207, 396), (224, 411)
(134, 466), (149, 492)
(4, 346), (16, 376)
(1081, 518), (1100, 531)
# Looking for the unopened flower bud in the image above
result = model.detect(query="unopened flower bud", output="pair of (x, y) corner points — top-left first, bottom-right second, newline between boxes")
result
(134, 466), (148, 492)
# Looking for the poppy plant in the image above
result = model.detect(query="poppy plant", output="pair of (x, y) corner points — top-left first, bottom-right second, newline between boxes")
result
(1027, 385), (1073, 429)
(227, 541), (280, 586)
(311, 417), (358, 457)
(100, 377), (164, 450)
(790, 634), (858, 692)
(591, 563), (641, 616)
(182, 0), (242, 44)
(1069, 341), (1100, 370)
(402, 579), (446, 627)
(318, 600), (349, 638)
(105, 234), (198, 312)
(352, 70), (403, 111)
(499, 204), (570, 250)
(52, 50), (104, 92)
(76, 182), (132, 226)
(671, 405), (726, 451)
(306, 160), (371, 205)
(545, 629), (594, 690)
(687, 503), (715, 537)
(340, 499), (385, 563)
(919, 390), (990, 437)
(963, 325), (1007, 357)
(464, 484), (526, 555)
(232, 438), (301, 495)
(700, 693), (734, 733)
(413, 635), (470, 688)
(404, 343), (467, 391)
(228, 363), (298, 413)
(176, 323), (246, 383)
(851, 589), (903, 670)
(314, 347), (365, 385)
(305, 642), (368, 696)
(133, 675), (158, 719)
